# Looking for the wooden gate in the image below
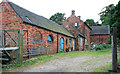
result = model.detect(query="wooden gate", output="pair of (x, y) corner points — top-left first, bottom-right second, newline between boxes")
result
(0, 30), (20, 64)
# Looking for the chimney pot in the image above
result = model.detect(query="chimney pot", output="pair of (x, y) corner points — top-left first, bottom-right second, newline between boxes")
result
(72, 10), (75, 15)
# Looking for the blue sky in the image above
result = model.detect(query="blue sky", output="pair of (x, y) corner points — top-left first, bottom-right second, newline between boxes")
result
(0, 0), (119, 23)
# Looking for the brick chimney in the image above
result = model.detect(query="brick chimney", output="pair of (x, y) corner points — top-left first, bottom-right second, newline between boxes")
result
(72, 10), (75, 15)
(78, 16), (81, 19)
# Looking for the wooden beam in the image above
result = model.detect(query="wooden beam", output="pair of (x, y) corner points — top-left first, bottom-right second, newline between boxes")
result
(112, 27), (117, 72)
(19, 29), (23, 62)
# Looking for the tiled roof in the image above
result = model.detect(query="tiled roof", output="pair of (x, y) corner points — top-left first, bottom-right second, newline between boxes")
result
(7, 1), (74, 38)
(90, 25), (110, 35)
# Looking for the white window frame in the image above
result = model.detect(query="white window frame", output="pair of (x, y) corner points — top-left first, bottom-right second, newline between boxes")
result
(80, 38), (83, 46)
(85, 39), (87, 45)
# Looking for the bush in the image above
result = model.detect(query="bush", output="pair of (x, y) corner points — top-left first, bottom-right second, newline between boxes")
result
(95, 45), (104, 51)
(66, 48), (69, 52)
(94, 44), (111, 51)
(102, 44), (111, 49)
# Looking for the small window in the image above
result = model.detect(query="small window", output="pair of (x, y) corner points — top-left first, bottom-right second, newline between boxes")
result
(75, 22), (79, 26)
(25, 16), (32, 22)
(69, 39), (72, 45)
(85, 39), (87, 45)
(66, 39), (67, 45)
(47, 35), (53, 42)
(80, 38), (83, 46)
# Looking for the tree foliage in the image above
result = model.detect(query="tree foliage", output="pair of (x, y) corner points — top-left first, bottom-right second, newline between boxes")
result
(49, 12), (66, 25)
(85, 19), (97, 26)
(99, 1), (120, 42)
(99, 4), (115, 26)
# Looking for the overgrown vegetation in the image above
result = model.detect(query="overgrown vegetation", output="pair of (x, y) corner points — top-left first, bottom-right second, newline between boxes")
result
(95, 44), (111, 51)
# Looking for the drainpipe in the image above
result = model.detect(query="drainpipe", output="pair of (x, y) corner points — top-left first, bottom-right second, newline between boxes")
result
(83, 23), (85, 51)
(57, 34), (59, 53)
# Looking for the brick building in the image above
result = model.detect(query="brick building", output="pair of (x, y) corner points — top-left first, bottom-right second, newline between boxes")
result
(0, 0), (75, 54)
(0, 0), (109, 55)
(90, 25), (110, 44)
(62, 10), (92, 51)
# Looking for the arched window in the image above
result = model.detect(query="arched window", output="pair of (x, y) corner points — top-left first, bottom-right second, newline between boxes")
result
(34, 31), (42, 39)
(47, 35), (53, 42)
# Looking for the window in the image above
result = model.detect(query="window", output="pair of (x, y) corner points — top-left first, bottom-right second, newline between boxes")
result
(75, 22), (79, 26)
(47, 35), (53, 42)
(80, 38), (83, 46)
(85, 39), (87, 45)
(25, 16), (32, 22)
(69, 39), (72, 45)
(66, 39), (67, 45)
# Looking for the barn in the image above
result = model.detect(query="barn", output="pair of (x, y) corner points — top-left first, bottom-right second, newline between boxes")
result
(0, 0), (75, 56)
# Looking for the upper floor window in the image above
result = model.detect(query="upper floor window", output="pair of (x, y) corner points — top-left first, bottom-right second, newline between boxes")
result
(75, 22), (79, 26)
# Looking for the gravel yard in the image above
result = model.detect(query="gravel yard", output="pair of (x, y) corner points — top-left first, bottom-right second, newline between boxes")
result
(19, 53), (112, 72)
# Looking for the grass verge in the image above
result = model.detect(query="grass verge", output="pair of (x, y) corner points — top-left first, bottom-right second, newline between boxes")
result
(93, 62), (112, 72)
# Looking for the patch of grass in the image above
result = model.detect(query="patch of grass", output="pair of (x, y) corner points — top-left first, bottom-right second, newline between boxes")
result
(93, 62), (112, 72)
(4, 48), (112, 71)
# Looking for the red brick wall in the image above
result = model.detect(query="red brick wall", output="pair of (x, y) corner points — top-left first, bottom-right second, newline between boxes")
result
(67, 15), (85, 35)
(84, 25), (91, 49)
(62, 21), (83, 51)
(90, 34), (110, 44)
(63, 15), (92, 51)
(0, 1), (74, 54)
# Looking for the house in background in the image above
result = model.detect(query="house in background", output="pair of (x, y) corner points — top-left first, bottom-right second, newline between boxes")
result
(62, 10), (92, 51)
(90, 25), (110, 44)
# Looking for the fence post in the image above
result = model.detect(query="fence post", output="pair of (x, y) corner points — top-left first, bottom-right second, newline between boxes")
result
(112, 27), (117, 72)
(19, 29), (23, 62)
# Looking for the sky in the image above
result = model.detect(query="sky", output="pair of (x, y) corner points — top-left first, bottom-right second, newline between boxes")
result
(0, 0), (119, 23)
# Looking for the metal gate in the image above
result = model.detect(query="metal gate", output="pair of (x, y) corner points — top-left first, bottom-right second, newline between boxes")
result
(23, 37), (47, 57)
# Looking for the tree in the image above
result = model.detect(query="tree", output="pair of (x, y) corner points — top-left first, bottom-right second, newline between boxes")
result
(99, 1), (120, 42)
(85, 19), (97, 26)
(99, 4), (115, 26)
(111, 1), (120, 41)
(49, 12), (66, 25)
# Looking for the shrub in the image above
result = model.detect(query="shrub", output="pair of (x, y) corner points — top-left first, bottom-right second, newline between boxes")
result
(107, 40), (111, 44)
(102, 44), (111, 49)
(66, 48), (69, 52)
(95, 45), (104, 51)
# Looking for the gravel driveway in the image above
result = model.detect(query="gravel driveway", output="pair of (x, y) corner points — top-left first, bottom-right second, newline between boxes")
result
(19, 53), (112, 72)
